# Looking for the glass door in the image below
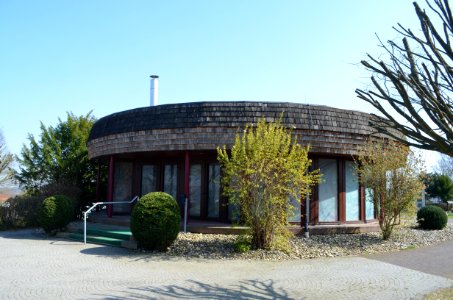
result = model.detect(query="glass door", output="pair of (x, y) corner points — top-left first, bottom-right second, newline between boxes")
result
(164, 164), (178, 200)
(189, 164), (202, 217)
(207, 163), (220, 218)
(113, 162), (133, 213)
(141, 165), (157, 196)
(318, 159), (338, 222)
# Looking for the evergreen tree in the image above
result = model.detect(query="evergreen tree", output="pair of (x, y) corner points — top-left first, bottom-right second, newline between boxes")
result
(16, 112), (97, 205)
(426, 173), (453, 202)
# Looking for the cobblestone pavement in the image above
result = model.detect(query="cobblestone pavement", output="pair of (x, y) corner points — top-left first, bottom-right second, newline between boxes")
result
(0, 229), (452, 300)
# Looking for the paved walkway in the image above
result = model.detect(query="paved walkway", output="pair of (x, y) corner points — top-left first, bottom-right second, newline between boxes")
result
(0, 229), (452, 300)
(364, 240), (453, 280)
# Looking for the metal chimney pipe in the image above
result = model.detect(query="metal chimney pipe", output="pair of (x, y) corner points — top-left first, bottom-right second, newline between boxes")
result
(150, 75), (159, 106)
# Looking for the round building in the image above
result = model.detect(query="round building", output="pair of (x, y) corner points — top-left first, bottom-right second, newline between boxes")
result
(87, 101), (383, 228)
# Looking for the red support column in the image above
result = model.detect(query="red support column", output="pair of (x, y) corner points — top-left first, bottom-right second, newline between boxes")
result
(95, 161), (101, 212)
(184, 151), (190, 225)
(107, 156), (115, 218)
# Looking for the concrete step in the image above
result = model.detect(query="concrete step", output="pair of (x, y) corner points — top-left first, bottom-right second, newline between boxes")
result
(57, 232), (124, 247)
(58, 222), (137, 249)
(72, 227), (132, 241)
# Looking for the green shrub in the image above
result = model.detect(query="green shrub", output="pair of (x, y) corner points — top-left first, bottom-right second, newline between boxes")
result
(0, 195), (45, 230)
(130, 192), (181, 251)
(417, 205), (448, 230)
(234, 235), (251, 253)
(37, 195), (74, 234)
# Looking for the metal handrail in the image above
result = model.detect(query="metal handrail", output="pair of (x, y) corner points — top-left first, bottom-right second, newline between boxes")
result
(83, 196), (139, 244)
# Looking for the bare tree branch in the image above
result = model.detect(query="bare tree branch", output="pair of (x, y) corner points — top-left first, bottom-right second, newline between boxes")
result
(0, 132), (14, 187)
(356, 0), (453, 156)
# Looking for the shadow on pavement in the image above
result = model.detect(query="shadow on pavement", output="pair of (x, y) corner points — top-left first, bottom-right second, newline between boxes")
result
(79, 246), (200, 263)
(0, 228), (47, 240)
(93, 279), (292, 300)
(80, 245), (135, 257)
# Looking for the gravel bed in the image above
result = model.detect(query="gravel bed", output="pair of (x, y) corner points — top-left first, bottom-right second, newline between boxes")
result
(160, 222), (453, 261)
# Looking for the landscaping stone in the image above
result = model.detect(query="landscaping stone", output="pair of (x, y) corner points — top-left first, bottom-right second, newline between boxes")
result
(161, 222), (453, 261)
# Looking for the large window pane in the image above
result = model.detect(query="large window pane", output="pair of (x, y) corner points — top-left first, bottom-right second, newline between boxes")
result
(208, 163), (220, 218)
(318, 159), (338, 222)
(164, 164), (178, 200)
(141, 165), (157, 196)
(113, 162), (133, 213)
(365, 188), (375, 220)
(288, 194), (301, 222)
(345, 161), (360, 221)
(189, 164), (202, 217)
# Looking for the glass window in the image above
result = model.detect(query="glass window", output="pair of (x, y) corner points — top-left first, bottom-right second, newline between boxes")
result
(318, 159), (338, 222)
(208, 163), (220, 218)
(113, 162), (133, 213)
(189, 164), (202, 217)
(141, 165), (157, 196)
(345, 161), (360, 221)
(164, 164), (178, 200)
(365, 188), (375, 220)
(288, 194), (301, 222)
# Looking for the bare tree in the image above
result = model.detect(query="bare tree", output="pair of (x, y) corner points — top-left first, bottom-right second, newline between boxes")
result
(0, 132), (13, 186)
(356, 0), (453, 156)
(435, 153), (453, 177)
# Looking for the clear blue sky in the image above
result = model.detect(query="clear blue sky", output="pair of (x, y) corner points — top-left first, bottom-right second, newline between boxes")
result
(0, 1), (438, 167)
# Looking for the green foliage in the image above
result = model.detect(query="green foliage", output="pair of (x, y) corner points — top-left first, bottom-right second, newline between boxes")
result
(37, 195), (74, 234)
(0, 195), (44, 230)
(356, 139), (425, 240)
(425, 173), (453, 203)
(417, 205), (448, 230)
(15, 112), (100, 211)
(217, 118), (320, 250)
(130, 192), (181, 251)
(234, 235), (251, 253)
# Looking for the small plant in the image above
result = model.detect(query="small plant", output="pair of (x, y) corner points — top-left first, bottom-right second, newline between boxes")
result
(37, 195), (74, 234)
(234, 235), (251, 253)
(130, 192), (181, 251)
(417, 205), (448, 230)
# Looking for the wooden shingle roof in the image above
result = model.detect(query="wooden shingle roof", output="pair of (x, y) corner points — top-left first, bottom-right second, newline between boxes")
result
(89, 101), (375, 141)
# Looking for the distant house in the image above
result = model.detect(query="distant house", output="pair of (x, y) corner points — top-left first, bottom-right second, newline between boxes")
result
(0, 194), (8, 202)
(87, 101), (387, 228)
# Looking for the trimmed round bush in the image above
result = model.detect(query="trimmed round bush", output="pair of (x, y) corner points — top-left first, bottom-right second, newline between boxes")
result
(38, 195), (74, 234)
(130, 192), (181, 251)
(417, 205), (448, 230)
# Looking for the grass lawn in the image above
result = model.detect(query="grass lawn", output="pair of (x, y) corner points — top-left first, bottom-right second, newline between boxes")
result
(424, 286), (453, 300)
(448, 212), (453, 219)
